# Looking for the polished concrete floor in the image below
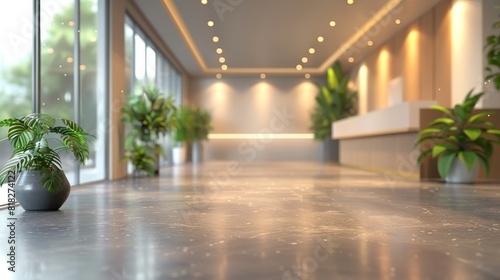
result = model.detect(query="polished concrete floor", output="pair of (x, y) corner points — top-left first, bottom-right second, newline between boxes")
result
(1, 161), (500, 280)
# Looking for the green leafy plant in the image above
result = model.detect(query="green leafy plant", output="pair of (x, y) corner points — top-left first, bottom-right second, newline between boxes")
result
(485, 7), (500, 90)
(173, 106), (212, 144)
(0, 113), (93, 193)
(121, 87), (177, 175)
(309, 61), (357, 139)
(416, 91), (500, 179)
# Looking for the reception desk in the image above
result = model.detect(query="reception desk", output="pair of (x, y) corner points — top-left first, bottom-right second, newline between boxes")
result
(332, 101), (436, 178)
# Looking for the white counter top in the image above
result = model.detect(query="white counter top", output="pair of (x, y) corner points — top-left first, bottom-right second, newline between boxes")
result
(332, 101), (436, 139)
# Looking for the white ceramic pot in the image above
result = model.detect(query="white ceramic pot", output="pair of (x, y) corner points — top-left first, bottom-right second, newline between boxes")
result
(445, 158), (479, 184)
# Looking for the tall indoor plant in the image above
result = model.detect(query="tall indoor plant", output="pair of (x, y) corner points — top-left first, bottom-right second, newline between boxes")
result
(173, 105), (212, 163)
(416, 91), (500, 183)
(121, 87), (177, 176)
(485, 7), (500, 90)
(309, 61), (357, 161)
(0, 113), (93, 210)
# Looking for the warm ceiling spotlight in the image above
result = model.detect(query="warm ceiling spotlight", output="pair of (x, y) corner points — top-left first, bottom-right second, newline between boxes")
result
(395, 19), (401, 25)
(305, 73), (311, 79)
(347, 0), (354, 4)
(66, 57), (73, 63)
(219, 57), (225, 63)
(221, 64), (228, 70)
(79, 65), (87, 71)
(68, 20), (75, 27)
(330, 21), (336, 27)
(302, 57), (308, 63)
(367, 40), (374, 46)
(317, 36), (324, 43)
(296, 64), (303, 71)
(216, 73), (222, 79)
(260, 73), (266, 79)
(201, 0), (208, 4)
(213, 36), (219, 42)
(48, 48), (55, 54)
(207, 20), (214, 27)
(309, 48), (315, 54)
(216, 48), (223, 54)
(348, 57), (355, 63)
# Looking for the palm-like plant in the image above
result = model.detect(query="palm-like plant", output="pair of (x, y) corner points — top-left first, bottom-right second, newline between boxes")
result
(121, 87), (177, 175)
(310, 61), (357, 139)
(416, 91), (500, 179)
(0, 113), (93, 193)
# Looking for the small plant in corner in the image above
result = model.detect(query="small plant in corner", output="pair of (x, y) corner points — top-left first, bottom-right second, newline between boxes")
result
(416, 91), (500, 182)
(0, 113), (93, 193)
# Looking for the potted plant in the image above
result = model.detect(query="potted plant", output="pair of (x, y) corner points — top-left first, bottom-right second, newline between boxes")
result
(0, 113), (93, 210)
(309, 61), (357, 161)
(173, 106), (212, 164)
(416, 91), (500, 183)
(485, 7), (500, 90)
(121, 87), (177, 176)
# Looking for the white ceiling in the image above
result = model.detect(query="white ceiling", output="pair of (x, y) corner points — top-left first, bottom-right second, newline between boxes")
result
(133, 0), (444, 77)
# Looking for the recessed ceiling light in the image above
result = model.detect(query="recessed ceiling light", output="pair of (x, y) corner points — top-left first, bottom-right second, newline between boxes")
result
(395, 19), (401, 25)
(302, 57), (308, 63)
(216, 48), (223, 54)
(317, 36), (324, 43)
(216, 73), (222, 79)
(330, 21), (336, 27)
(309, 48), (315, 54)
(207, 21), (214, 27)
(219, 57), (225, 63)
(260, 73), (266, 79)
(296, 64), (303, 71)
(213, 36), (219, 42)
(305, 73), (311, 79)
(201, 0), (208, 4)
(221, 64), (228, 70)
(367, 40), (374, 46)
(348, 57), (355, 63)
(347, 0), (354, 4)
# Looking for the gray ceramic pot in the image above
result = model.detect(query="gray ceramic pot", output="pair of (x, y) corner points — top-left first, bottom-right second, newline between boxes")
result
(15, 170), (71, 211)
(445, 158), (479, 184)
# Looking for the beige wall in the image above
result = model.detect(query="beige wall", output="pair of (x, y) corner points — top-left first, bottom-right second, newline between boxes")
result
(351, 0), (453, 111)
(188, 76), (324, 161)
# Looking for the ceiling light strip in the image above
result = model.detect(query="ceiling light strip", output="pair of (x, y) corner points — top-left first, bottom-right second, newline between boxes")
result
(320, 0), (402, 71)
(162, 0), (207, 70)
(208, 134), (315, 140)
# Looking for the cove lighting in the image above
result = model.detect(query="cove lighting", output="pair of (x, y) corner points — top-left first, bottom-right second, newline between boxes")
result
(208, 134), (315, 140)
